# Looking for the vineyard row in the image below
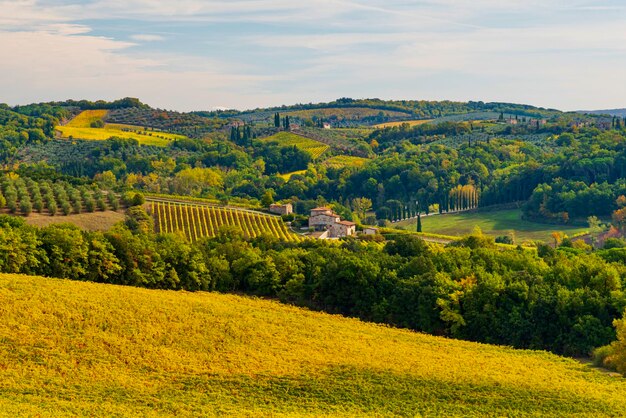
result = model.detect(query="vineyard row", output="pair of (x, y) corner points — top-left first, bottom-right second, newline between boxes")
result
(151, 201), (302, 242)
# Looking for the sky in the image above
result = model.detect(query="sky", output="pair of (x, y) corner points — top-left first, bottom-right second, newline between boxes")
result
(2, 0), (626, 112)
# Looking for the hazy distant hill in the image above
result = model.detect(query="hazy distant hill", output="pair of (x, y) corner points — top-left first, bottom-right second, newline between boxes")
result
(582, 108), (626, 117)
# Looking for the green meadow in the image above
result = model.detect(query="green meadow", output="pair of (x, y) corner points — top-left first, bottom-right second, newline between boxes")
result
(396, 208), (589, 244)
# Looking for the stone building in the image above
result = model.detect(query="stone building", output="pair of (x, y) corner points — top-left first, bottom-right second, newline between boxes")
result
(269, 203), (293, 216)
(309, 207), (356, 238)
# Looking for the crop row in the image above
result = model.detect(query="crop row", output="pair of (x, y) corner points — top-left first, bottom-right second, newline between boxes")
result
(323, 155), (369, 169)
(263, 132), (329, 160)
(0, 176), (118, 216)
(151, 201), (301, 242)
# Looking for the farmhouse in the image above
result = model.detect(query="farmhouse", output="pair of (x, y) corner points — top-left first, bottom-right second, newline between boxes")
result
(362, 227), (379, 235)
(309, 207), (356, 238)
(333, 220), (357, 237)
(269, 203), (293, 215)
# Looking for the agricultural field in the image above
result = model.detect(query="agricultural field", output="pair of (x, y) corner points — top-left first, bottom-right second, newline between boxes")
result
(56, 110), (187, 147)
(295, 127), (373, 157)
(396, 208), (588, 244)
(0, 176), (119, 217)
(431, 132), (553, 149)
(262, 131), (329, 160)
(429, 111), (502, 123)
(298, 126), (373, 140)
(24, 210), (126, 231)
(285, 107), (411, 121)
(107, 108), (228, 138)
(16, 139), (192, 181)
(1, 273), (626, 417)
(324, 155), (369, 169)
(373, 119), (433, 128)
(278, 170), (306, 181)
(65, 109), (108, 127)
(150, 200), (301, 242)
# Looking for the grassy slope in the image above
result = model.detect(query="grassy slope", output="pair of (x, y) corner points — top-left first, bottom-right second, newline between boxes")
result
(56, 110), (186, 147)
(1, 274), (625, 417)
(24, 210), (126, 231)
(323, 155), (369, 168)
(278, 170), (306, 180)
(396, 209), (588, 243)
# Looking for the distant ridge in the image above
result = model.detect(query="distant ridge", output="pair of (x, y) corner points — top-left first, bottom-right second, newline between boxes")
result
(581, 108), (626, 117)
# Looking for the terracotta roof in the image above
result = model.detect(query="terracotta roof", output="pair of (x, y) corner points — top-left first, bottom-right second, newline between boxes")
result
(337, 220), (356, 226)
(311, 207), (331, 211)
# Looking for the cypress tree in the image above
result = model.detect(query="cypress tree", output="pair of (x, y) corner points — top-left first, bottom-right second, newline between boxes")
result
(417, 213), (422, 232)
(274, 113), (280, 128)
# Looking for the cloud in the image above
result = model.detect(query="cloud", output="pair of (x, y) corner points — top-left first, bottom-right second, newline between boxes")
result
(130, 34), (165, 42)
(2, 0), (626, 111)
(0, 25), (277, 111)
(0, 0), (66, 28)
(51, 0), (371, 24)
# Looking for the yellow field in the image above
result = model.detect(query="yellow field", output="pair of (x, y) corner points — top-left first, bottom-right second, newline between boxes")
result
(324, 155), (369, 169)
(263, 131), (329, 160)
(279, 169), (306, 180)
(373, 119), (433, 128)
(56, 110), (187, 147)
(65, 109), (109, 127)
(1, 273), (625, 416)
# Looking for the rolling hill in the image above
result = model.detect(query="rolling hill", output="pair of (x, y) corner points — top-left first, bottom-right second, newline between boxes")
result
(55, 110), (187, 146)
(584, 108), (626, 117)
(1, 273), (625, 417)
(261, 131), (329, 159)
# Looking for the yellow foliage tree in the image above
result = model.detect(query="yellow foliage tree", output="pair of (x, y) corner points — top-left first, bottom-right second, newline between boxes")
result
(174, 167), (223, 196)
(551, 231), (564, 247)
(604, 313), (626, 376)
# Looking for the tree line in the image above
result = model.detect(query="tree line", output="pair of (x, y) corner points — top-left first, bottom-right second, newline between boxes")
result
(1, 206), (625, 358)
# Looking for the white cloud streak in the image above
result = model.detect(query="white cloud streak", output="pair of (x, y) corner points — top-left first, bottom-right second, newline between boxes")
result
(1, 0), (626, 110)
(130, 34), (165, 42)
